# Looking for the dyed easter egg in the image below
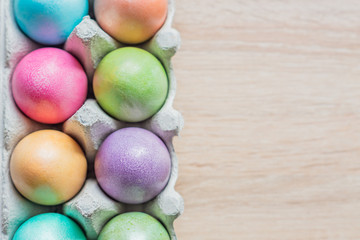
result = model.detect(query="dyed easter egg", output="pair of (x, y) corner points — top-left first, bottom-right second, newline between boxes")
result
(94, 0), (167, 44)
(95, 128), (171, 204)
(13, 213), (86, 240)
(10, 130), (87, 206)
(12, 48), (87, 124)
(14, 0), (88, 45)
(93, 47), (168, 123)
(98, 212), (170, 240)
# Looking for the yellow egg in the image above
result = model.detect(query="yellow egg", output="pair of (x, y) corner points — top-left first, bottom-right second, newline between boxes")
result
(10, 130), (87, 206)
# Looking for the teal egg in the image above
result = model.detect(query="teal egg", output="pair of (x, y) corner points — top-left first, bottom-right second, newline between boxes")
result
(14, 0), (88, 45)
(13, 213), (86, 240)
(98, 212), (170, 240)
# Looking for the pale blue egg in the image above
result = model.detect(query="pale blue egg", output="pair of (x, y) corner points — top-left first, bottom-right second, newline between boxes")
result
(14, 0), (88, 45)
(12, 213), (86, 240)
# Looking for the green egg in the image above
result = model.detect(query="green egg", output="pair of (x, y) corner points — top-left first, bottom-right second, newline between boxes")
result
(12, 213), (86, 240)
(93, 47), (168, 122)
(98, 212), (170, 240)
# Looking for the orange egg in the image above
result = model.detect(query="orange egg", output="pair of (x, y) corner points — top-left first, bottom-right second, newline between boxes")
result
(94, 0), (168, 44)
(10, 130), (87, 206)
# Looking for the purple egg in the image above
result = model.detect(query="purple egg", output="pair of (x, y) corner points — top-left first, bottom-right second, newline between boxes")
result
(95, 127), (171, 204)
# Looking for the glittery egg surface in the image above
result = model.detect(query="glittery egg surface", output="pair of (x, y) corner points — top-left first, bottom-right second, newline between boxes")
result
(95, 127), (171, 204)
(98, 212), (170, 240)
(10, 130), (87, 206)
(14, 0), (88, 45)
(93, 47), (168, 123)
(12, 47), (88, 124)
(12, 213), (86, 240)
(94, 0), (167, 44)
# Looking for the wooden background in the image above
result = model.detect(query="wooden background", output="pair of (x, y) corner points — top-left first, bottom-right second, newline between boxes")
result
(172, 1), (360, 239)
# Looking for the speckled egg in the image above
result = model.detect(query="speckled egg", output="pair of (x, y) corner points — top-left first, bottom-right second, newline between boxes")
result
(94, 0), (167, 44)
(98, 212), (170, 240)
(93, 47), (168, 123)
(10, 130), (87, 206)
(14, 0), (88, 45)
(12, 48), (88, 124)
(95, 127), (171, 204)
(13, 213), (86, 240)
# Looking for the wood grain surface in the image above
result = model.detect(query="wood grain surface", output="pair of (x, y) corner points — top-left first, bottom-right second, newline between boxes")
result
(172, 1), (360, 239)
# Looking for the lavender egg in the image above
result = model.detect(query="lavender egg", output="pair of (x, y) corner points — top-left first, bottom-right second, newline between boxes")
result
(95, 127), (171, 204)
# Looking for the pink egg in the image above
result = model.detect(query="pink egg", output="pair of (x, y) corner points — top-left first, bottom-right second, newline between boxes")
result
(12, 48), (88, 124)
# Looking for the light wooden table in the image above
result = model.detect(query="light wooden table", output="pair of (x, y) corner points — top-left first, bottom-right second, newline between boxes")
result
(172, 1), (360, 239)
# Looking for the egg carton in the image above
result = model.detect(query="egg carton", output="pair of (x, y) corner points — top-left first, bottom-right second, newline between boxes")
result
(0, 0), (183, 239)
